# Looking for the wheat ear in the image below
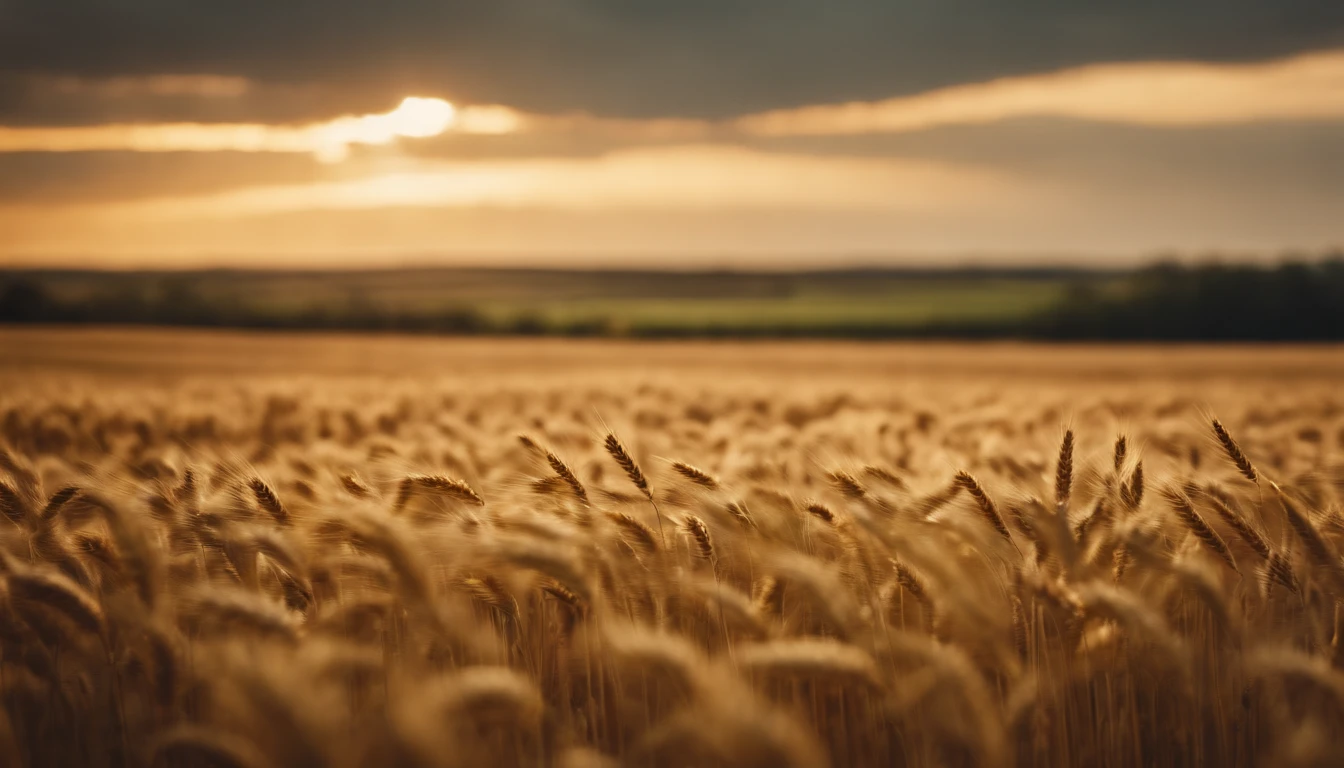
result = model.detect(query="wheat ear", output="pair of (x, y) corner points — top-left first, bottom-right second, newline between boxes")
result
(1212, 419), (1258, 483)
(605, 433), (665, 546)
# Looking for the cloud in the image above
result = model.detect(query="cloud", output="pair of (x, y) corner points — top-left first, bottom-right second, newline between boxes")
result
(2, 1), (1342, 121)
(735, 50), (1344, 136)
(749, 119), (1344, 202)
(0, 97), (522, 160)
(6, 48), (1343, 166)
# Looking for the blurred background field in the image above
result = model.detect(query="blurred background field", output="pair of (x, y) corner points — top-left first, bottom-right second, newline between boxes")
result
(6, 327), (1344, 385)
(4, 258), (1344, 340)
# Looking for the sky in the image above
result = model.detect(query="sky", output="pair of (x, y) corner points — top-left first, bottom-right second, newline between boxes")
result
(1, 1), (1343, 268)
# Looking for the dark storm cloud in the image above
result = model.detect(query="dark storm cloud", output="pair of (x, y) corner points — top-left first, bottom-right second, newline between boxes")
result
(2, 1), (1343, 123)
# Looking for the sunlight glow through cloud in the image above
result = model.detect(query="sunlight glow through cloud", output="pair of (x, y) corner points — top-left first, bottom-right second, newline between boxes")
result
(0, 145), (1057, 264)
(0, 96), (524, 161)
(112, 145), (1031, 217)
(310, 96), (455, 160)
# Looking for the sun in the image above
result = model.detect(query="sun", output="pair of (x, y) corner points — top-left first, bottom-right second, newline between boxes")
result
(311, 96), (457, 161)
(383, 96), (457, 138)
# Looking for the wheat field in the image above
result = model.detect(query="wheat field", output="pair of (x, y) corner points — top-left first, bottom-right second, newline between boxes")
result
(2, 329), (1344, 767)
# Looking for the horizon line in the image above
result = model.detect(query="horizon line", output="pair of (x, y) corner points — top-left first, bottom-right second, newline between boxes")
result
(3, 250), (1343, 276)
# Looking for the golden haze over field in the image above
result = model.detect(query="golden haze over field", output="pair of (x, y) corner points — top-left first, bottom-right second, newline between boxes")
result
(2, 328), (1344, 766)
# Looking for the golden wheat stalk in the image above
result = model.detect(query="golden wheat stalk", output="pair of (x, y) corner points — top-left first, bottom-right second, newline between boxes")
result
(1160, 486), (1238, 573)
(953, 471), (1016, 548)
(1055, 430), (1074, 511)
(1271, 481), (1344, 590)
(0, 447), (39, 500)
(1260, 552), (1303, 595)
(1119, 462), (1145, 510)
(671, 461), (720, 489)
(861, 464), (907, 490)
(892, 559), (931, 608)
(339, 473), (372, 498)
(1211, 419), (1258, 483)
(0, 479), (27, 526)
(1112, 545), (1132, 581)
(540, 580), (588, 620)
(6, 563), (106, 636)
(38, 485), (81, 523)
(804, 500), (835, 525)
(604, 434), (650, 499)
(683, 514), (715, 562)
(248, 478), (290, 526)
(1072, 498), (1110, 543)
(1010, 596), (1029, 660)
(754, 576), (783, 616)
(516, 433), (544, 456)
(393, 473), (485, 512)
(606, 511), (660, 554)
(1194, 487), (1272, 561)
(413, 474), (485, 506)
(827, 471), (868, 500)
(725, 500), (757, 530)
(605, 433), (666, 546)
(545, 451), (589, 505)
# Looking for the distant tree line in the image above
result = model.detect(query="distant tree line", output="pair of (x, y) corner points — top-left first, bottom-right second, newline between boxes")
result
(0, 276), (630, 336)
(1022, 260), (1344, 341)
(2, 260), (1343, 341)
(0, 278), (554, 335)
